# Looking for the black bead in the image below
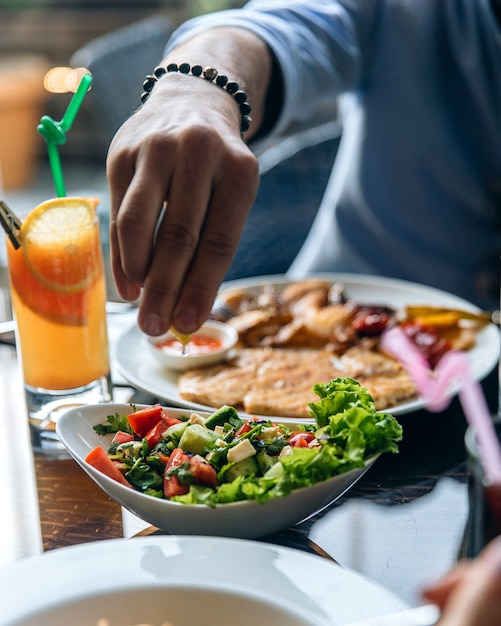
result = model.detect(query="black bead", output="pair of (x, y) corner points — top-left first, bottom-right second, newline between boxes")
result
(153, 66), (166, 78)
(241, 116), (251, 133)
(233, 90), (247, 104)
(239, 102), (251, 116)
(142, 77), (156, 92)
(226, 81), (239, 94)
(141, 63), (252, 135)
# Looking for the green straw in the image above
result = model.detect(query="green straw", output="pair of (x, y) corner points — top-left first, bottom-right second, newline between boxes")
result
(37, 72), (93, 198)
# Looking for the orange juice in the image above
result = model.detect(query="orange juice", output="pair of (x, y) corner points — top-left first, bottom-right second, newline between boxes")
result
(6, 198), (110, 391)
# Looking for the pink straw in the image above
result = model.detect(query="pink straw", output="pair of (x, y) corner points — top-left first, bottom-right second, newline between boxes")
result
(382, 326), (501, 484)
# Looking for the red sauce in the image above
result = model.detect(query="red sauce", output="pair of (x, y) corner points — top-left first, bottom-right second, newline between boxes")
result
(156, 334), (224, 355)
(400, 322), (451, 369)
(351, 305), (394, 336)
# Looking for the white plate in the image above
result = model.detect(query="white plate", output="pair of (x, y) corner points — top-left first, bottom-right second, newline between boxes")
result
(113, 273), (499, 419)
(0, 536), (408, 626)
(56, 403), (376, 539)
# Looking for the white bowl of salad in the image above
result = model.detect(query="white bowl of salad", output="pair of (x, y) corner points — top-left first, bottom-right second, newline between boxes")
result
(57, 378), (403, 539)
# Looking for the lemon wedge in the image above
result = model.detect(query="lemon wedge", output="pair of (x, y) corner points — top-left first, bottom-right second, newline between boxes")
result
(170, 326), (191, 355)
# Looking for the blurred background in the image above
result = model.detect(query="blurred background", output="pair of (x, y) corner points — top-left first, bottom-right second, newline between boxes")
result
(0, 0), (339, 293)
(0, 0), (245, 192)
(0, 0), (248, 295)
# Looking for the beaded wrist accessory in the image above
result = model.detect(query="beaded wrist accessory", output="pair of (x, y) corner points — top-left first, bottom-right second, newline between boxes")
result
(141, 63), (252, 134)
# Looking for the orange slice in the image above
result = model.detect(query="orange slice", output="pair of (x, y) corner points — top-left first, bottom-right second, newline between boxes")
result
(19, 197), (100, 294)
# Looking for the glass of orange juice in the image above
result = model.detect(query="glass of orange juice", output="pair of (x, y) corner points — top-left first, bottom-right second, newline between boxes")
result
(6, 197), (111, 456)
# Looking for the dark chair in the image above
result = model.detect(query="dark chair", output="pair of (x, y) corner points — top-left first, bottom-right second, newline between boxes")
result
(224, 121), (340, 281)
(70, 14), (173, 149)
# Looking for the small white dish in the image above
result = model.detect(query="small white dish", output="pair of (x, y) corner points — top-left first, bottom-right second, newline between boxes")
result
(0, 536), (408, 626)
(144, 320), (238, 371)
(56, 403), (376, 539)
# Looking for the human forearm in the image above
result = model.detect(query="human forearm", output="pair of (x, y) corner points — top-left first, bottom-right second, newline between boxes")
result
(158, 26), (276, 141)
(107, 28), (266, 337)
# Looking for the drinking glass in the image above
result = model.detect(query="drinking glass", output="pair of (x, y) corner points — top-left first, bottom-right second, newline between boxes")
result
(6, 198), (112, 456)
(464, 416), (501, 557)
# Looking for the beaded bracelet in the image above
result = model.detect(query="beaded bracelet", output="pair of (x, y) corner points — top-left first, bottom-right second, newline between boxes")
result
(141, 63), (252, 135)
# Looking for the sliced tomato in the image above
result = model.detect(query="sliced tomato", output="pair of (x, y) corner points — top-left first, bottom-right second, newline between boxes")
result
(144, 418), (171, 448)
(163, 475), (188, 498)
(127, 404), (164, 438)
(235, 416), (264, 437)
(163, 448), (191, 498)
(162, 412), (184, 428)
(190, 455), (218, 488)
(235, 422), (252, 437)
(162, 448), (218, 497)
(308, 439), (320, 448)
(165, 447), (189, 467)
(85, 446), (131, 487)
(111, 431), (135, 445)
(289, 432), (316, 448)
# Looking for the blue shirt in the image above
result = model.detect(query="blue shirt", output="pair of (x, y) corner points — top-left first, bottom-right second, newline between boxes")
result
(167, 0), (501, 310)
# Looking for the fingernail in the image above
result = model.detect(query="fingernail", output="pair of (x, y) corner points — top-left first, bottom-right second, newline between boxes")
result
(116, 281), (139, 302)
(141, 313), (165, 337)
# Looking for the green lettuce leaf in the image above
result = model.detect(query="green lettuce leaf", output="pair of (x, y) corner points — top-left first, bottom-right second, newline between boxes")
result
(172, 377), (402, 506)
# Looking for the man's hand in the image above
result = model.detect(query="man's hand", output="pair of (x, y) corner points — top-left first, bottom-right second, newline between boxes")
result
(106, 27), (272, 337)
(107, 74), (259, 337)
(423, 537), (501, 626)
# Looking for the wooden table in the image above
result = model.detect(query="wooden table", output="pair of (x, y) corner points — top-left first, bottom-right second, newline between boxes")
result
(1, 313), (499, 609)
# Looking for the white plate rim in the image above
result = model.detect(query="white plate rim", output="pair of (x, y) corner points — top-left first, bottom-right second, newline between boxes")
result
(113, 273), (499, 419)
(0, 535), (409, 625)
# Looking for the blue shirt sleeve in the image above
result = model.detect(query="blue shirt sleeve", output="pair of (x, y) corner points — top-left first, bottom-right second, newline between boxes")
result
(165, 0), (501, 310)
(166, 0), (378, 138)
